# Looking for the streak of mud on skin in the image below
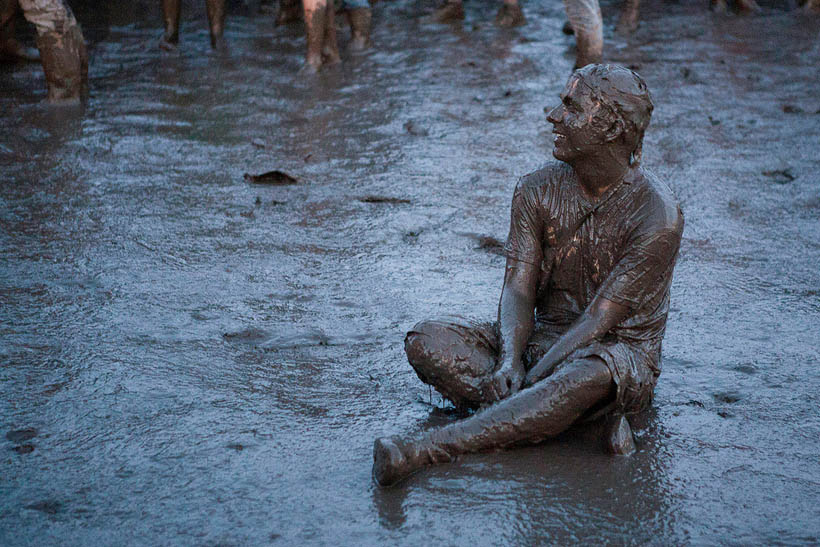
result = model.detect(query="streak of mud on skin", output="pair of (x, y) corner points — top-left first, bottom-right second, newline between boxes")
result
(1, 0), (819, 544)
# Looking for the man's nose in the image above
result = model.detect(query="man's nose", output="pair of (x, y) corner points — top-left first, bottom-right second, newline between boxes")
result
(546, 105), (562, 124)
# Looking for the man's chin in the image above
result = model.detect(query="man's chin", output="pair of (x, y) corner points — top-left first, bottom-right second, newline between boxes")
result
(552, 147), (570, 162)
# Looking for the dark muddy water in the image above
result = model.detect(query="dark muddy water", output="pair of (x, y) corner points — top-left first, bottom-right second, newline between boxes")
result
(2, 0), (819, 544)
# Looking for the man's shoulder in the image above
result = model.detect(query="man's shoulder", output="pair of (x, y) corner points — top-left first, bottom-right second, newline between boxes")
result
(515, 160), (573, 195)
(632, 167), (684, 235)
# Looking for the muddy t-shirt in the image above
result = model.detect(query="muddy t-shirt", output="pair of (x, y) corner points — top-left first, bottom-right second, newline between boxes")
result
(504, 161), (684, 345)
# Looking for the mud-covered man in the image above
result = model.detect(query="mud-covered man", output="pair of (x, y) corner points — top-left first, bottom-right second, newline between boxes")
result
(373, 64), (684, 487)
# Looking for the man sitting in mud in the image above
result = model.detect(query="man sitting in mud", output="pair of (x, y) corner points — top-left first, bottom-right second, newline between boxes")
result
(373, 64), (684, 487)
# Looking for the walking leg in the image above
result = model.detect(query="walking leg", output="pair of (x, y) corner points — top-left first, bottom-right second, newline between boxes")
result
(205, 0), (226, 49)
(19, 0), (87, 104)
(563, 0), (602, 68)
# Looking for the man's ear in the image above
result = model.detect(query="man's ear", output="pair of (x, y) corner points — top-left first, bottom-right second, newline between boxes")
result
(604, 117), (624, 143)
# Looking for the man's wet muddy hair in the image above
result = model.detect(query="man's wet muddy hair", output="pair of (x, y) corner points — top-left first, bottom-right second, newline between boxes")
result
(574, 64), (654, 167)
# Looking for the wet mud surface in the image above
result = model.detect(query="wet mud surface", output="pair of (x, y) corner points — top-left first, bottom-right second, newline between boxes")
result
(2, 0), (820, 543)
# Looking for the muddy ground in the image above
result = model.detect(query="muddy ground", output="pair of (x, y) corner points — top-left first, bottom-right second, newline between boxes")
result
(1, 0), (819, 544)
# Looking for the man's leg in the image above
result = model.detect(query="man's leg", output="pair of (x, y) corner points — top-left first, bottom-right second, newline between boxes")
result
(404, 317), (500, 410)
(19, 0), (87, 104)
(205, 0), (226, 49)
(562, 0), (602, 68)
(616, 0), (639, 34)
(495, 0), (525, 27)
(302, 0), (327, 72)
(432, 0), (464, 23)
(343, 0), (371, 52)
(0, 0), (39, 61)
(374, 357), (613, 486)
(160, 0), (181, 49)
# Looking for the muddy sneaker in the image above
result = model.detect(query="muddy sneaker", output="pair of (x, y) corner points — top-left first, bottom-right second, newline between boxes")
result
(494, 3), (525, 27)
(605, 415), (636, 455)
(433, 1), (465, 23)
(373, 437), (412, 487)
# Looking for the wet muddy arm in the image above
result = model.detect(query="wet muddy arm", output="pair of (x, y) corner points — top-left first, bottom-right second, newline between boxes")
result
(524, 296), (628, 386)
(486, 257), (540, 400)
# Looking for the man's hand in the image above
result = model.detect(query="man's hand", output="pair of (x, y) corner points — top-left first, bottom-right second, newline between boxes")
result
(483, 365), (524, 402)
(523, 356), (559, 387)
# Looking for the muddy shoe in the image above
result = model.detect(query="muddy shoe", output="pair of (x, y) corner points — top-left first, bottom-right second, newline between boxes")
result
(433, 1), (465, 23)
(373, 437), (412, 487)
(494, 3), (525, 27)
(346, 8), (371, 52)
(605, 414), (636, 455)
(373, 435), (455, 487)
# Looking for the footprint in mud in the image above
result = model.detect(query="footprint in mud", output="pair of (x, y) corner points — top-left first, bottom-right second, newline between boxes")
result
(25, 500), (62, 515)
(6, 428), (37, 443)
(224, 327), (333, 349)
(12, 444), (35, 454)
(733, 363), (758, 375)
(761, 168), (795, 184)
(260, 328), (332, 350)
(222, 327), (269, 344)
(460, 233), (506, 255)
(359, 196), (411, 205)
(713, 391), (742, 404)
(226, 443), (245, 451)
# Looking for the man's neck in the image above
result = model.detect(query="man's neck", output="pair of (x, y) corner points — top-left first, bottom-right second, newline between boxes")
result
(570, 153), (630, 201)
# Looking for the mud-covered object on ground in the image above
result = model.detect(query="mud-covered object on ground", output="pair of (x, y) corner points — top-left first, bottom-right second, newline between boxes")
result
(1, 0), (819, 543)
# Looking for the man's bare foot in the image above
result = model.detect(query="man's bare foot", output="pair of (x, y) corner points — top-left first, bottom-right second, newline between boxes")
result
(710, 0), (729, 12)
(494, 3), (525, 27)
(159, 33), (178, 51)
(735, 0), (762, 13)
(805, 0), (820, 12)
(433, 1), (465, 23)
(302, 53), (322, 74)
(322, 45), (341, 64)
(210, 34), (227, 51)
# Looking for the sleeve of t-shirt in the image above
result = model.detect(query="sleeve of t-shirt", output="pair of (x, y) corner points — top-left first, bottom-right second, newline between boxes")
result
(596, 227), (681, 310)
(503, 179), (543, 266)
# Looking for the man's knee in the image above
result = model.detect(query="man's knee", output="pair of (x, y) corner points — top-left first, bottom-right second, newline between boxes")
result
(552, 356), (613, 391)
(404, 320), (440, 366)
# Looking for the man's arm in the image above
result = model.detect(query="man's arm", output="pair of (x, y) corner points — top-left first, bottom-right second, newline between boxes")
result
(484, 257), (540, 401)
(523, 223), (682, 386)
(524, 295), (629, 386)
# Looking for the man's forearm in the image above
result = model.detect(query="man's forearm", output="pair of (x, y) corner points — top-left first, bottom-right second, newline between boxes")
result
(497, 266), (537, 374)
(525, 296), (629, 385)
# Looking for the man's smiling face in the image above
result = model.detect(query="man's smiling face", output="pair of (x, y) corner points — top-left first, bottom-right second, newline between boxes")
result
(546, 75), (611, 164)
